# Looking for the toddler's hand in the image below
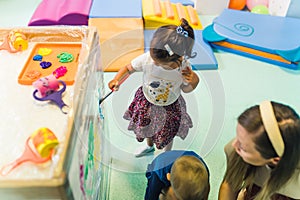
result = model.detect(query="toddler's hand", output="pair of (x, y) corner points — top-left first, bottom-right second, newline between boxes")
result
(108, 79), (119, 91)
(181, 66), (194, 84)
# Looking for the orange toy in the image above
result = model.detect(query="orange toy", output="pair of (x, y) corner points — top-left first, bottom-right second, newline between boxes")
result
(31, 127), (59, 158)
(0, 32), (28, 53)
(228, 0), (246, 10)
(0, 128), (59, 176)
(9, 32), (28, 51)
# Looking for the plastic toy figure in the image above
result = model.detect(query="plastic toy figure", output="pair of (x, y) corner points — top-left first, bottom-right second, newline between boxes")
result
(33, 74), (68, 114)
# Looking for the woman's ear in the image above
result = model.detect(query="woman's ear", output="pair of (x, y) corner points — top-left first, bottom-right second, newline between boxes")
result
(166, 173), (171, 181)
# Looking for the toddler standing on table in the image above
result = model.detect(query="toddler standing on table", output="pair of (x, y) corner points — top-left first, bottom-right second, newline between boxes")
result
(108, 18), (199, 157)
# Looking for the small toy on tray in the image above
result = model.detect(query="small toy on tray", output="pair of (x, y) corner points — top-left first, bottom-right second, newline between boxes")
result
(0, 31), (28, 53)
(33, 74), (68, 114)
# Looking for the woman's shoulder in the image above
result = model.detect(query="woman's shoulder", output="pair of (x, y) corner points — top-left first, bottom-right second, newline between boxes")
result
(276, 167), (300, 198)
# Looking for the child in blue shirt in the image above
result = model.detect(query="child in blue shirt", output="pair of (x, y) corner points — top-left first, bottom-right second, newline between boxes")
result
(145, 150), (210, 200)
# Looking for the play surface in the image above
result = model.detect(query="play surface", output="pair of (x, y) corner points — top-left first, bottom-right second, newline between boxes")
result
(18, 42), (81, 85)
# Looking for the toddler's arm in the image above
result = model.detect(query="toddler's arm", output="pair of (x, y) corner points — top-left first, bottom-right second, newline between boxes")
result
(108, 64), (135, 90)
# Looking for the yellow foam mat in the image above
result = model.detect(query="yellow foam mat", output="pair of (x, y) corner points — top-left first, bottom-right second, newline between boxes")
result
(142, 0), (202, 30)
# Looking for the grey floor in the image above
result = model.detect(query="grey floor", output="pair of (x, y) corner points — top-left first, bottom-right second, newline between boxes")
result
(1, 1), (300, 200)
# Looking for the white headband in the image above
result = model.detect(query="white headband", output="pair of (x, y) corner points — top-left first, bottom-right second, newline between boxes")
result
(259, 100), (285, 157)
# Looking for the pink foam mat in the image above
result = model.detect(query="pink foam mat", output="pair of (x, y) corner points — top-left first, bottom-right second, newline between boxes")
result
(28, 0), (92, 26)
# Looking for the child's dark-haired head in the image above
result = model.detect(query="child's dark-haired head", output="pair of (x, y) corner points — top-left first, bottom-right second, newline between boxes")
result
(150, 18), (196, 65)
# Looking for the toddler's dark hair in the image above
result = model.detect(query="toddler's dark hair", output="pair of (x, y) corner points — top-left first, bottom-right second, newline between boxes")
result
(150, 18), (196, 64)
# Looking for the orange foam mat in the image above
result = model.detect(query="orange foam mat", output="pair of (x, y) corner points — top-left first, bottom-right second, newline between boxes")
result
(89, 18), (144, 42)
(18, 42), (81, 85)
(213, 41), (292, 64)
(89, 18), (144, 71)
(102, 49), (144, 72)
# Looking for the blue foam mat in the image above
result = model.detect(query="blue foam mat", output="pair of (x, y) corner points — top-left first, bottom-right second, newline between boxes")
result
(213, 9), (300, 52)
(203, 9), (300, 70)
(89, 0), (142, 18)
